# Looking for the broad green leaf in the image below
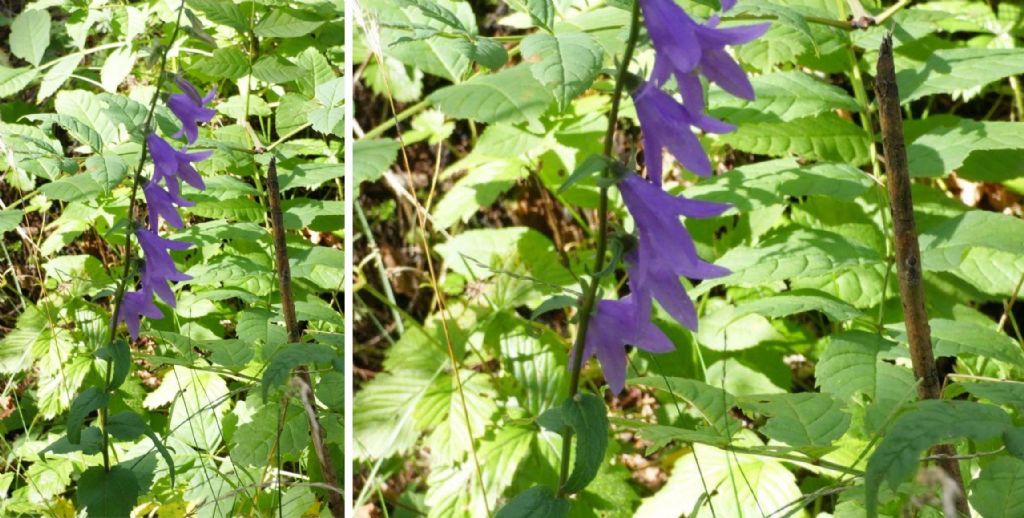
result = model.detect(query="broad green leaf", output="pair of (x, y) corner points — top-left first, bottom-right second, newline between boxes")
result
(99, 48), (135, 92)
(0, 66), (39, 98)
(698, 304), (782, 351)
(261, 343), (339, 399)
(24, 114), (105, 152)
(429, 65), (553, 125)
(85, 153), (129, 191)
(105, 411), (146, 441)
(865, 400), (1012, 516)
(720, 113), (872, 166)
(961, 380), (1024, 409)
(230, 398), (310, 466)
(889, 319), (1024, 369)
(908, 119), (1024, 177)
(189, 0), (251, 32)
(353, 370), (437, 460)
(560, 393), (609, 494)
(67, 387), (108, 444)
(630, 376), (737, 437)
(521, 32), (604, 111)
(37, 55), (82, 102)
(310, 76), (344, 136)
(496, 486), (569, 518)
(471, 37), (508, 70)
(921, 211), (1024, 271)
(187, 196), (264, 222)
(38, 173), (103, 202)
(709, 71), (860, 123)
(396, 0), (467, 32)
(432, 160), (524, 229)
(54, 90), (121, 147)
(489, 313), (568, 416)
(730, 289), (863, 322)
(816, 331), (915, 407)
(741, 392), (850, 448)
(294, 47), (337, 99)
(252, 56), (302, 84)
(254, 7), (324, 37)
(353, 138), (399, 186)
(898, 48), (1024, 103)
(76, 466), (140, 518)
(0, 209), (23, 233)
(970, 457), (1024, 518)
(194, 47), (249, 80)
(94, 339), (131, 390)
(10, 9), (51, 66)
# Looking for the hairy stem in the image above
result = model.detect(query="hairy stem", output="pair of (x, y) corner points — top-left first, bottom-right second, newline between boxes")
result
(874, 34), (969, 515)
(556, 0), (642, 497)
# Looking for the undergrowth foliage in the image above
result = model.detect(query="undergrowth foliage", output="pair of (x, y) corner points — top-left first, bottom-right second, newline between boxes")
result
(1, 0), (344, 516)
(354, 0), (1024, 517)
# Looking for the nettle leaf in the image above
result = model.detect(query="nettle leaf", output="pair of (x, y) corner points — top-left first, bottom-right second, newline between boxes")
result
(709, 71), (859, 123)
(396, 0), (467, 32)
(10, 9), (51, 67)
(496, 486), (569, 518)
(353, 138), (399, 186)
(865, 400), (1013, 515)
(740, 393), (850, 448)
(920, 211), (1024, 273)
(719, 113), (872, 166)
(907, 119), (1024, 177)
(898, 48), (1024, 103)
(38, 173), (104, 202)
(432, 160), (525, 229)
(429, 65), (553, 125)
(630, 376), (737, 438)
(254, 7), (324, 37)
(0, 210), (23, 233)
(521, 31), (604, 111)
(559, 393), (608, 495)
(194, 47), (250, 80)
(76, 465), (140, 518)
(970, 457), (1024, 518)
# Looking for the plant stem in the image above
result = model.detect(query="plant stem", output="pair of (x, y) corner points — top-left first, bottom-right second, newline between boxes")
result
(265, 158), (345, 517)
(101, 0), (187, 473)
(874, 34), (969, 515)
(556, 0), (641, 497)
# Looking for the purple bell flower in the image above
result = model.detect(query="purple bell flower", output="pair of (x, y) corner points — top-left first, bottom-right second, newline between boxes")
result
(117, 287), (163, 339)
(619, 174), (731, 328)
(143, 181), (194, 231)
(580, 292), (675, 394)
(167, 77), (216, 144)
(633, 80), (733, 183)
(640, 0), (768, 100)
(147, 134), (210, 194)
(136, 228), (192, 307)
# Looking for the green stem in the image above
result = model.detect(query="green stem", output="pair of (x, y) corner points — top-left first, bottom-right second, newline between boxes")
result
(101, 0), (188, 473)
(556, 0), (641, 497)
(361, 100), (429, 140)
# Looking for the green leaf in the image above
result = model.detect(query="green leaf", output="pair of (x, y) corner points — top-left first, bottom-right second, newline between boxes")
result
(37, 55), (82, 102)
(0, 209), (24, 233)
(970, 457), (1024, 518)
(709, 71), (860, 123)
(252, 56), (302, 84)
(86, 153), (129, 191)
(187, 196), (264, 222)
(527, 0), (555, 30)
(429, 65), (553, 125)
(521, 32), (604, 111)
(99, 48), (135, 92)
(25, 114), (106, 152)
(261, 343), (338, 399)
(890, 319), (1024, 369)
(741, 393), (850, 448)
(309, 76), (344, 136)
(531, 295), (577, 320)
(920, 211), (1024, 272)
(10, 9), (51, 66)
(907, 119), (1024, 177)
(76, 465), (141, 518)
(106, 411), (146, 441)
(730, 289), (863, 322)
(897, 48), (1024, 103)
(353, 138), (399, 186)
(189, 0), (250, 32)
(471, 37), (508, 70)
(194, 47), (249, 80)
(67, 387), (109, 444)
(815, 331), (915, 407)
(865, 400), (1012, 516)
(560, 393), (609, 494)
(557, 153), (609, 194)
(719, 113), (872, 166)
(630, 376), (737, 438)
(254, 7), (324, 38)
(0, 66), (39, 98)
(432, 160), (524, 229)
(496, 486), (570, 518)
(95, 338), (131, 390)
(396, 0), (467, 32)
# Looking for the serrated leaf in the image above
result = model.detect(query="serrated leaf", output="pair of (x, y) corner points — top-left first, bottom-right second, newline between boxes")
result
(429, 65), (553, 125)
(898, 48), (1024, 103)
(970, 457), (1024, 518)
(891, 319), (1024, 369)
(495, 486), (569, 518)
(37, 55), (82, 102)
(261, 343), (338, 399)
(630, 376), (737, 437)
(731, 289), (863, 322)
(865, 400), (1012, 516)
(741, 392), (850, 448)
(560, 393), (608, 494)
(309, 76), (344, 136)
(720, 113), (872, 166)
(194, 47), (249, 80)
(353, 138), (399, 186)
(816, 331), (915, 406)
(0, 210), (24, 233)
(189, 0), (250, 32)
(77, 465), (140, 518)
(100, 48), (135, 92)
(0, 66), (39, 98)
(709, 71), (860, 123)
(187, 197), (264, 222)
(10, 9), (51, 66)
(521, 32), (603, 111)
(254, 7), (324, 38)
(252, 56), (302, 84)
(38, 173), (104, 202)
(907, 119), (1024, 177)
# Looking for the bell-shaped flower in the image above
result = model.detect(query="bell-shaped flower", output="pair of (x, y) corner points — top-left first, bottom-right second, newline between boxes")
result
(143, 181), (194, 231)
(640, 0), (769, 100)
(117, 287), (163, 339)
(619, 173), (731, 327)
(580, 292), (675, 394)
(136, 228), (192, 307)
(147, 134), (210, 194)
(167, 77), (216, 144)
(633, 81), (733, 183)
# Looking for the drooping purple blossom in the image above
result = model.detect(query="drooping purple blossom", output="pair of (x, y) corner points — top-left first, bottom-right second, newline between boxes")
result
(147, 134), (210, 194)
(632, 80), (733, 183)
(143, 181), (194, 231)
(136, 228), (192, 307)
(118, 288), (164, 339)
(640, 0), (768, 100)
(167, 77), (216, 144)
